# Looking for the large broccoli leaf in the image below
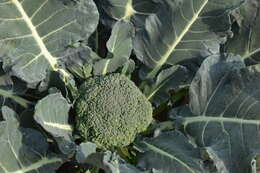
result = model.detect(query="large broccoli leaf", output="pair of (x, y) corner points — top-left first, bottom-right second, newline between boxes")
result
(135, 131), (205, 173)
(0, 0), (99, 84)
(177, 54), (260, 173)
(0, 106), (63, 173)
(134, 0), (244, 78)
(226, 0), (260, 65)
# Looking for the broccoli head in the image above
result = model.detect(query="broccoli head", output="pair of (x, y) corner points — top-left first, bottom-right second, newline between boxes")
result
(75, 73), (153, 149)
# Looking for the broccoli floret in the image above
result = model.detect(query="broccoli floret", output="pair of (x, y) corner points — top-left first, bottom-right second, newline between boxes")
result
(75, 73), (153, 149)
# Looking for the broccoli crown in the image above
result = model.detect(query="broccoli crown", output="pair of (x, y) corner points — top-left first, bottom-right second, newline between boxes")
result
(75, 73), (153, 149)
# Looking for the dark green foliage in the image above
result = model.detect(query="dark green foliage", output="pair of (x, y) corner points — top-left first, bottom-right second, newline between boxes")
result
(75, 73), (153, 149)
(1, 0), (260, 172)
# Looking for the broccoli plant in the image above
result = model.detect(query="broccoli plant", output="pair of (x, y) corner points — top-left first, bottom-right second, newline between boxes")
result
(75, 73), (153, 149)
(1, 0), (260, 173)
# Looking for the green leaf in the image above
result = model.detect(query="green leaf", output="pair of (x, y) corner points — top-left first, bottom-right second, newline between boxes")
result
(0, 69), (29, 109)
(96, 0), (157, 22)
(106, 21), (134, 60)
(135, 131), (205, 173)
(0, 0), (99, 84)
(86, 151), (143, 173)
(34, 93), (74, 155)
(134, 0), (244, 78)
(256, 155), (260, 173)
(226, 0), (260, 65)
(62, 46), (100, 79)
(93, 20), (134, 75)
(143, 65), (192, 106)
(0, 106), (63, 173)
(97, 0), (136, 20)
(76, 142), (97, 164)
(178, 54), (260, 173)
(34, 93), (72, 137)
(120, 59), (135, 76)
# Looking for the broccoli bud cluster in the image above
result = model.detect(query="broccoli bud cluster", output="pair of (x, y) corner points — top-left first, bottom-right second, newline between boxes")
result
(75, 73), (153, 149)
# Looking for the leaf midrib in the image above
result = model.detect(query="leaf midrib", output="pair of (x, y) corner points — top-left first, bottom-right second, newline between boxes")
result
(142, 141), (197, 173)
(182, 116), (260, 127)
(156, 0), (208, 67)
(242, 48), (260, 59)
(0, 88), (29, 108)
(146, 67), (178, 100)
(42, 121), (72, 131)
(11, 157), (62, 173)
(12, 0), (61, 71)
